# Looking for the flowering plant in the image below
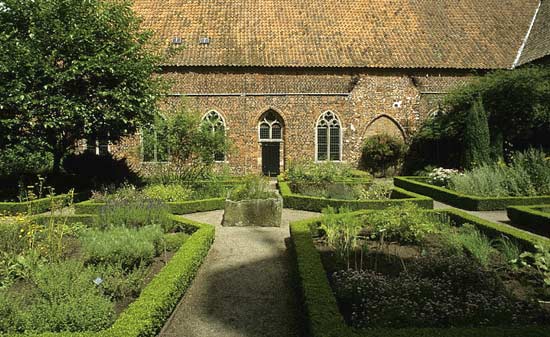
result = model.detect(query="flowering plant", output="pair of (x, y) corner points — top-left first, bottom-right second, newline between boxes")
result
(428, 167), (461, 187)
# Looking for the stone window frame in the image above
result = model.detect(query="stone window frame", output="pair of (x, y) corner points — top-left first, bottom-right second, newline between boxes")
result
(258, 110), (284, 143)
(201, 110), (228, 162)
(315, 110), (343, 162)
(140, 113), (170, 164)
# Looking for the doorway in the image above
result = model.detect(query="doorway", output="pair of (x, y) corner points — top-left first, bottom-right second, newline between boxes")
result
(258, 109), (284, 176)
(262, 143), (280, 176)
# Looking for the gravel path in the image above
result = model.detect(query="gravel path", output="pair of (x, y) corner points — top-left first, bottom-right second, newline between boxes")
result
(158, 209), (320, 337)
(433, 200), (510, 223)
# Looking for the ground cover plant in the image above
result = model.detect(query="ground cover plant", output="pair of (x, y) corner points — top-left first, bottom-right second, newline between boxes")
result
(91, 180), (231, 204)
(424, 149), (550, 198)
(313, 204), (550, 330)
(282, 162), (378, 200)
(227, 175), (278, 201)
(0, 193), (191, 334)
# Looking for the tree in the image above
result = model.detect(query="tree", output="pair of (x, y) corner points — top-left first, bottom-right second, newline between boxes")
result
(361, 134), (406, 177)
(403, 66), (550, 172)
(0, 0), (161, 173)
(463, 97), (491, 168)
(166, 107), (228, 177)
(445, 66), (550, 157)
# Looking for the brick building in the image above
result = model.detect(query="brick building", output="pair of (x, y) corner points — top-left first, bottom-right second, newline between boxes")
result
(112, 0), (550, 176)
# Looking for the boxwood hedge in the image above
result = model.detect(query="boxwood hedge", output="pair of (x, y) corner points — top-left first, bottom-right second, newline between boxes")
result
(0, 193), (81, 215)
(279, 178), (433, 212)
(394, 176), (550, 211)
(1, 215), (214, 337)
(290, 210), (550, 337)
(507, 205), (550, 238)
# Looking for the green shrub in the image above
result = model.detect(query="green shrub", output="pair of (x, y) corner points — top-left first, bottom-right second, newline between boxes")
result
(449, 164), (510, 197)
(228, 176), (277, 201)
(519, 244), (550, 289)
(284, 161), (362, 183)
(359, 181), (393, 200)
(463, 97), (491, 169)
(163, 232), (189, 251)
(449, 149), (550, 197)
(493, 236), (522, 264)
(512, 149), (550, 195)
(0, 290), (24, 333)
(0, 220), (26, 255)
(108, 217), (214, 337)
(320, 207), (365, 269)
(187, 182), (231, 199)
(455, 224), (495, 267)
(1, 260), (115, 334)
(142, 184), (193, 202)
(80, 225), (163, 268)
(91, 263), (148, 300)
(361, 134), (406, 177)
(96, 196), (172, 230)
(0, 144), (52, 178)
(91, 184), (141, 203)
(365, 203), (446, 244)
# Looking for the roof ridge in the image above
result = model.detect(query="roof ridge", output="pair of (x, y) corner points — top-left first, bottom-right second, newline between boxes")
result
(512, 0), (542, 68)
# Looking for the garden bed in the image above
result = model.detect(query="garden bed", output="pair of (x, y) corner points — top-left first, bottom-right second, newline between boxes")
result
(279, 177), (433, 212)
(507, 205), (550, 238)
(74, 181), (236, 215)
(290, 206), (550, 337)
(0, 191), (89, 215)
(394, 176), (550, 211)
(0, 215), (214, 337)
(75, 197), (225, 215)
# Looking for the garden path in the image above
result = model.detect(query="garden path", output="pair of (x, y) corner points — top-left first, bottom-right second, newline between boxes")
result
(433, 200), (510, 224)
(158, 208), (320, 337)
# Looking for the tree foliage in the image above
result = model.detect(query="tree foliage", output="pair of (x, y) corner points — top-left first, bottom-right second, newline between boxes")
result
(404, 66), (550, 172)
(361, 134), (406, 177)
(463, 97), (491, 169)
(0, 0), (162, 172)
(166, 107), (228, 166)
(445, 66), (550, 155)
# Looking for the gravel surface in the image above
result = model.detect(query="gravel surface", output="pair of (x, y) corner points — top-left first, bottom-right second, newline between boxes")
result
(158, 209), (320, 337)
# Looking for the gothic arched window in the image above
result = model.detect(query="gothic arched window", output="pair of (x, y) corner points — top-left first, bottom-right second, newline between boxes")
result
(316, 111), (342, 161)
(201, 110), (226, 161)
(258, 110), (283, 142)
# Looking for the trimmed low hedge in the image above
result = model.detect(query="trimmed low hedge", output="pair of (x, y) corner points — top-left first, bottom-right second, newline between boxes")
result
(442, 208), (549, 251)
(507, 205), (550, 238)
(0, 193), (86, 215)
(74, 198), (225, 215)
(2, 215), (214, 337)
(394, 176), (550, 211)
(290, 210), (550, 337)
(279, 178), (433, 212)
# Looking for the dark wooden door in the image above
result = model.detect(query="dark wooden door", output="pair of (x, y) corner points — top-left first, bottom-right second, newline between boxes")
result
(262, 143), (280, 176)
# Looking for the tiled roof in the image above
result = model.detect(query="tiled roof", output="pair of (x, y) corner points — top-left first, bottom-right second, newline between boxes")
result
(517, 0), (550, 66)
(133, 0), (540, 69)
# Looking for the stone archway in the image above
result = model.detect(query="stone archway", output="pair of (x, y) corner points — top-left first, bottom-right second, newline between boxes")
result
(364, 114), (406, 141)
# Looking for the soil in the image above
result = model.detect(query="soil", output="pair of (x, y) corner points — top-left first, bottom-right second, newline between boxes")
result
(315, 238), (422, 277)
(315, 235), (550, 323)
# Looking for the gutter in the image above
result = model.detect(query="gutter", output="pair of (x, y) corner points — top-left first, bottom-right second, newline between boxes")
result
(512, 0), (542, 69)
